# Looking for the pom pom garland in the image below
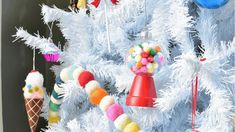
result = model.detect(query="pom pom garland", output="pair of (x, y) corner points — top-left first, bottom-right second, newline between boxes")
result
(78, 71), (95, 87)
(99, 95), (115, 111)
(49, 66), (141, 131)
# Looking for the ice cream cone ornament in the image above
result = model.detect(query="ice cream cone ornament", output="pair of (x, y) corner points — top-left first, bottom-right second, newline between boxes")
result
(126, 42), (164, 107)
(23, 49), (45, 132)
(23, 70), (45, 132)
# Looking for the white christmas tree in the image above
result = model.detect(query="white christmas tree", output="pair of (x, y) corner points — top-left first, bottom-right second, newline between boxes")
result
(13, 0), (235, 131)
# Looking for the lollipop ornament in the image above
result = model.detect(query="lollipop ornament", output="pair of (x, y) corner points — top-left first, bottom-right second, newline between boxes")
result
(126, 43), (164, 107)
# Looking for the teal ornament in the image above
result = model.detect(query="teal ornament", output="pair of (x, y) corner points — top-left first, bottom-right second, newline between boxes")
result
(49, 101), (61, 112)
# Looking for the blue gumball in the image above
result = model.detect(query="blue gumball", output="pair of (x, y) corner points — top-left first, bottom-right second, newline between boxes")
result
(193, 0), (229, 9)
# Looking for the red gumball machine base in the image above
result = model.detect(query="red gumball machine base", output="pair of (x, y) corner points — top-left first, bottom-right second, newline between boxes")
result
(126, 74), (157, 107)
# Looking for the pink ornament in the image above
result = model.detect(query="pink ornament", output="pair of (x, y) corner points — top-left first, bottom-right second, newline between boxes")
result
(141, 58), (148, 65)
(106, 103), (124, 121)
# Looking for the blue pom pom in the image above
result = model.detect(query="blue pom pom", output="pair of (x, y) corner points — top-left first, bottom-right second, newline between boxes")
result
(193, 0), (229, 9)
(27, 84), (32, 89)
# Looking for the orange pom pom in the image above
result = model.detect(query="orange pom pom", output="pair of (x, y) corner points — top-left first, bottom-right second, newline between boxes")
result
(90, 88), (108, 105)
(155, 46), (161, 52)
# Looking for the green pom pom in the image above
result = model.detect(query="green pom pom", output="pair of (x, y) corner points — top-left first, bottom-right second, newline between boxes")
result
(49, 101), (61, 112)
(150, 49), (156, 56)
(52, 90), (63, 99)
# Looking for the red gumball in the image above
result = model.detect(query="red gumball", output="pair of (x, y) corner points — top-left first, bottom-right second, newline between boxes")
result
(141, 52), (149, 58)
(78, 71), (95, 87)
(147, 56), (154, 62)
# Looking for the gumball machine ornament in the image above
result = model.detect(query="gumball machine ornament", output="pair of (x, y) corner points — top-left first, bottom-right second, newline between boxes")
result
(126, 38), (164, 107)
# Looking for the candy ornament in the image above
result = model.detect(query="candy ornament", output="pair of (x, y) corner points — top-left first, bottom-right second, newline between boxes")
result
(23, 70), (45, 132)
(42, 41), (61, 62)
(126, 43), (164, 107)
(193, 0), (229, 9)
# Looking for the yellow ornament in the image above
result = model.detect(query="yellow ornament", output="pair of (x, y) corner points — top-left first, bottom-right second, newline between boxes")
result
(123, 122), (140, 132)
(77, 0), (87, 9)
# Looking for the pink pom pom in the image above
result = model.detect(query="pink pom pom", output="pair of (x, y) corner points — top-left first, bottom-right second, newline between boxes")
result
(141, 58), (148, 65)
(106, 103), (124, 121)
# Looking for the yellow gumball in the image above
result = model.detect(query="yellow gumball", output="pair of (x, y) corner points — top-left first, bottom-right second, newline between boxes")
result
(147, 67), (154, 74)
(143, 47), (150, 52)
(135, 55), (142, 62)
(129, 47), (135, 54)
(153, 62), (159, 69)
(123, 122), (140, 132)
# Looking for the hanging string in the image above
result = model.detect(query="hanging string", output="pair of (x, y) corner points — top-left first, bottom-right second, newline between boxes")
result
(191, 74), (198, 131)
(47, 22), (54, 39)
(144, 0), (147, 27)
(104, 1), (111, 53)
(33, 48), (36, 70)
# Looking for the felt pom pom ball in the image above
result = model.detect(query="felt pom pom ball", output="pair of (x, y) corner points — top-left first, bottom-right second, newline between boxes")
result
(106, 103), (124, 121)
(60, 68), (70, 82)
(78, 71), (95, 87)
(73, 67), (84, 80)
(123, 122), (140, 132)
(99, 95), (115, 111)
(85, 80), (100, 96)
(90, 88), (108, 105)
(114, 114), (132, 131)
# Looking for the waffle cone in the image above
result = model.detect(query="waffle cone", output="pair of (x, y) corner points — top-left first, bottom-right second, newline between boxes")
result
(24, 98), (43, 132)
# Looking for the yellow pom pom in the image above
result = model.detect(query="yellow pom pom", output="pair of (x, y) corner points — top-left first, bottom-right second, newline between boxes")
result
(123, 122), (140, 132)
(48, 115), (60, 124)
(34, 86), (39, 92)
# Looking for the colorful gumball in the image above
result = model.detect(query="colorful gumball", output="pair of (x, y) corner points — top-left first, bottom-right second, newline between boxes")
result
(90, 88), (108, 105)
(106, 103), (124, 121)
(78, 71), (95, 87)
(127, 43), (164, 75)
